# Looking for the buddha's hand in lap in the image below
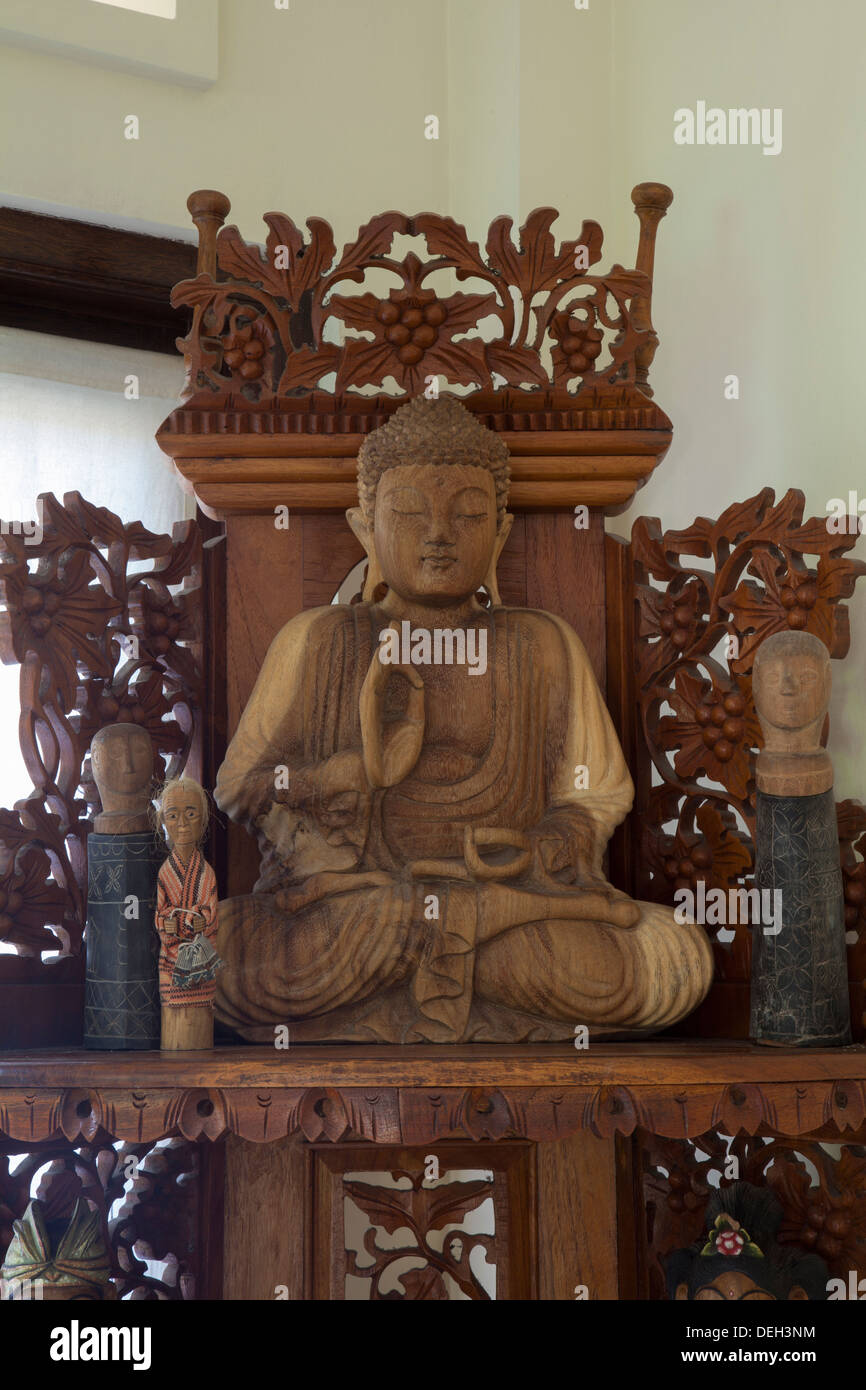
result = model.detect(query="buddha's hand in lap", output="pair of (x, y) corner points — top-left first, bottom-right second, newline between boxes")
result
(360, 626), (425, 788)
(525, 808), (600, 885)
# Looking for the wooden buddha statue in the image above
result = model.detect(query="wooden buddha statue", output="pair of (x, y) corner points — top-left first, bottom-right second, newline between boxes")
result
(214, 395), (713, 1043)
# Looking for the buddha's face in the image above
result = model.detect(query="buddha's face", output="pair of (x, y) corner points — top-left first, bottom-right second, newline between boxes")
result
(91, 724), (153, 802)
(161, 783), (204, 856)
(373, 464), (498, 607)
(753, 646), (830, 731)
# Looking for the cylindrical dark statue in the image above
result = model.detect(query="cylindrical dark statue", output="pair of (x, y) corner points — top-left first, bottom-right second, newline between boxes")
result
(749, 632), (851, 1047)
(85, 833), (161, 1049)
(84, 724), (160, 1050)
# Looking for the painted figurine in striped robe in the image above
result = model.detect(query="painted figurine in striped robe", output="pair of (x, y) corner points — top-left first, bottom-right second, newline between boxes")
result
(155, 777), (222, 1050)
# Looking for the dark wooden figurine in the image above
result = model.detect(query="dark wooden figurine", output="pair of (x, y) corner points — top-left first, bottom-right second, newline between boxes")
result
(84, 724), (161, 1050)
(750, 631), (851, 1046)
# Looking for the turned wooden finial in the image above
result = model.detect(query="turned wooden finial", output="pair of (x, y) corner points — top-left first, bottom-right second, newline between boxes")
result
(752, 630), (833, 796)
(187, 189), (231, 278)
(630, 182), (673, 398)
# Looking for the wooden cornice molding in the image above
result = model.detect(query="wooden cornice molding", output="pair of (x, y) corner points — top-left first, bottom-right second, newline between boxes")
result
(0, 206), (196, 353)
(1, 1043), (864, 1144)
(157, 184), (675, 515)
(159, 416), (670, 516)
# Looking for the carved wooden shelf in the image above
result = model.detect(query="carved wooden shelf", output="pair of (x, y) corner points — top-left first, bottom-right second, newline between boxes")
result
(2, 1042), (865, 1146)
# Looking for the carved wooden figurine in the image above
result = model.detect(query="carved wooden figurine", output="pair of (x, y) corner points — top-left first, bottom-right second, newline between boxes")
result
(666, 1182), (828, 1301)
(750, 631), (851, 1046)
(85, 723), (161, 1049)
(154, 778), (221, 1050)
(1, 1198), (115, 1301)
(214, 395), (712, 1043)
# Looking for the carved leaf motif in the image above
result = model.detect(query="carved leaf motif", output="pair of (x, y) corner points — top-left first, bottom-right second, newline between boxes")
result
(485, 209), (603, 295)
(343, 1181), (417, 1237)
(424, 1179), (492, 1231)
(485, 341), (549, 388)
(173, 204), (659, 401)
(262, 213), (337, 308)
(322, 212), (409, 291)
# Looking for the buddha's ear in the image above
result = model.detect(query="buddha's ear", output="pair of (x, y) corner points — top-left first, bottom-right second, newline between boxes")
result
(483, 511), (514, 607)
(346, 507), (386, 601)
(346, 507), (371, 553)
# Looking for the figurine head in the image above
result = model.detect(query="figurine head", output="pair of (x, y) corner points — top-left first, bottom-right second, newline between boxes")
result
(156, 777), (209, 861)
(665, 1183), (828, 1301)
(349, 395), (513, 606)
(90, 723), (154, 832)
(752, 630), (831, 736)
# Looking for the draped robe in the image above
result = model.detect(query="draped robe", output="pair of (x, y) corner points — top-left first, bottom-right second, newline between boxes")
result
(214, 602), (712, 1042)
(155, 848), (219, 1009)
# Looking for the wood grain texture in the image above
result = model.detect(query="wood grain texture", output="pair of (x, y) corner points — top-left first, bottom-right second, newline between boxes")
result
(223, 1133), (307, 1300)
(0, 205), (195, 353)
(525, 511), (606, 691)
(537, 1132), (617, 1299)
(225, 515), (303, 896)
(605, 532), (638, 895)
(2, 1043), (865, 1146)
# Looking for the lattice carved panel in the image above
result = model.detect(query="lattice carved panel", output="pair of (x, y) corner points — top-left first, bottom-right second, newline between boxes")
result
(636, 1127), (866, 1301)
(628, 488), (866, 1014)
(0, 492), (202, 963)
(311, 1144), (534, 1301)
(0, 1134), (202, 1299)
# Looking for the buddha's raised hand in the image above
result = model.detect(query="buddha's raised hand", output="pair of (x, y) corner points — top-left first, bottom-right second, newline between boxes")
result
(360, 624), (425, 788)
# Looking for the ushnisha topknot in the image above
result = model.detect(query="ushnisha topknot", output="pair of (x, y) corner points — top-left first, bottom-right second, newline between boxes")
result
(356, 394), (511, 528)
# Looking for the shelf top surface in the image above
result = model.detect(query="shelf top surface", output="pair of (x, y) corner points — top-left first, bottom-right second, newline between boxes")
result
(1, 1040), (865, 1091)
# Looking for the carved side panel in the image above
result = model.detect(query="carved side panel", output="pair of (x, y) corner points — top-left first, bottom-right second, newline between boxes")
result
(624, 489), (866, 1034)
(0, 493), (202, 994)
(0, 1135), (203, 1299)
(312, 1144), (533, 1301)
(636, 1128), (866, 1301)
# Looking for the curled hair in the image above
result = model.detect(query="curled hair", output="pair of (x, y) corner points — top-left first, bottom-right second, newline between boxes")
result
(153, 777), (210, 844)
(356, 394), (511, 527)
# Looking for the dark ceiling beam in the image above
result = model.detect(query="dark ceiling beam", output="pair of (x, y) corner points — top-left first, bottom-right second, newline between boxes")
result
(0, 206), (196, 355)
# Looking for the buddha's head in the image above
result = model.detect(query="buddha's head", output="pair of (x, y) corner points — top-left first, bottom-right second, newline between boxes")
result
(350, 395), (512, 607)
(90, 722), (153, 812)
(752, 630), (830, 738)
(156, 777), (209, 860)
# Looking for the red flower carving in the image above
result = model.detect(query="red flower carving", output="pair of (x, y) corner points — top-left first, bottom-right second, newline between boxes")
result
(716, 1229), (745, 1256)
